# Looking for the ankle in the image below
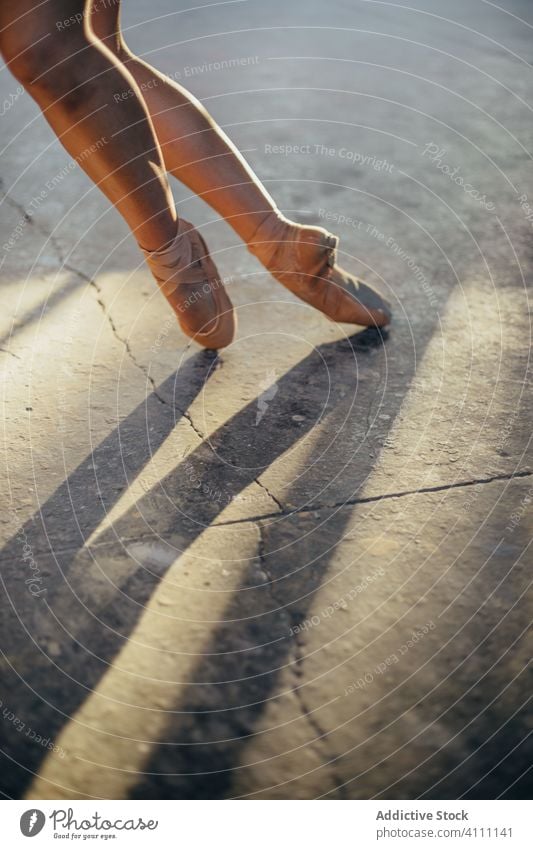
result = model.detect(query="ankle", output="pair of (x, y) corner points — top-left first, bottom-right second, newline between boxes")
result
(247, 211), (338, 274)
(247, 210), (296, 266)
(140, 220), (194, 296)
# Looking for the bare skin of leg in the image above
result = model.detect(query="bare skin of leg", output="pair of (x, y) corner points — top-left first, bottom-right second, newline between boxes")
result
(0, 0), (236, 347)
(88, 0), (276, 244)
(0, 0), (177, 250)
(1, 0), (390, 340)
(89, 0), (392, 327)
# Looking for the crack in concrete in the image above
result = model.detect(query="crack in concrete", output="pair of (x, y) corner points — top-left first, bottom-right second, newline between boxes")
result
(78, 267), (214, 453)
(256, 522), (282, 604)
(174, 405), (283, 513)
(66, 262), (173, 407)
(180, 409), (205, 441)
(256, 520), (347, 798)
(0, 347), (21, 360)
(10, 179), (504, 529)
(0, 182), (222, 449)
(1, 183), (283, 518)
(0, 180), (184, 412)
(291, 632), (348, 800)
(254, 478), (284, 512)
(214, 468), (533, 527)
(31, 465), (531, 558)
(5, 197), (282, 514)
(0, 179), (64, 264)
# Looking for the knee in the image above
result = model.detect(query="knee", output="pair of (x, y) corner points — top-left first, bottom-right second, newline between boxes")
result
(1, 14), (93, 107)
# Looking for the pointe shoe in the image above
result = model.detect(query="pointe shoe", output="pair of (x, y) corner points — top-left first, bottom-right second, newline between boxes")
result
(248, 212), (392, 328)
(141, 219), (236, 349)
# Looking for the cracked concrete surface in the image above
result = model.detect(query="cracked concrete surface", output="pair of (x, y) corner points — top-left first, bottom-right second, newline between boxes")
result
(1, 0), (532, 800)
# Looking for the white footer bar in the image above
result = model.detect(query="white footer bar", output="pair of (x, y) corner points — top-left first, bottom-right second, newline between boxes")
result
(4, 800), (529, 848)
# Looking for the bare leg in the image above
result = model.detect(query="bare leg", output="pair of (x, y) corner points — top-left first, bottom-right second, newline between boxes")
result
(0, 0), (236, 347)
(89, 0), (279, 244)
(0, 0), (177, 249)
(90, 1), (392, 327)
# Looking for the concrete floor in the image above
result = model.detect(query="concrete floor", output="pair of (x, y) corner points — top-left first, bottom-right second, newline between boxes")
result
(0, 0), (531, 799)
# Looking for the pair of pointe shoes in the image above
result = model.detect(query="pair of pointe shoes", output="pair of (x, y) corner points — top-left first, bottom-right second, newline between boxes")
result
(142, 212), (392, 350)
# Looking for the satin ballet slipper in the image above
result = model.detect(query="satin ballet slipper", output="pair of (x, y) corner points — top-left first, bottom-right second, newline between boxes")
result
(142, 218), (236, 349)
(248, 212), (392, 328)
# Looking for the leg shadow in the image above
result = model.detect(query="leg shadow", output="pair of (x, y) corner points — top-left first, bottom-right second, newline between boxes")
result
(0, 350), (216, 797)
(0, 328), (388, 797)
